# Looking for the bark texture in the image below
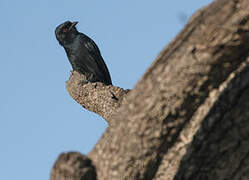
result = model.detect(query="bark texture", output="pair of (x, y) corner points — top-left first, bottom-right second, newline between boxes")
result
(50, 0), (249, 179)
(50, 152), (97, 180)
(66, 71), (130, 123)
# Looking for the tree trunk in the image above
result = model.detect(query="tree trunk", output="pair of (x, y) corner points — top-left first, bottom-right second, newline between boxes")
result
(50, 0), (249, 179)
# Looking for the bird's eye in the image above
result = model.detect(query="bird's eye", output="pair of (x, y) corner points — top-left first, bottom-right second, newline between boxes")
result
(63, 28), (68, 33)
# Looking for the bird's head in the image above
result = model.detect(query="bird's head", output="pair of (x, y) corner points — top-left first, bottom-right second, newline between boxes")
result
(55, 21), (78, 45)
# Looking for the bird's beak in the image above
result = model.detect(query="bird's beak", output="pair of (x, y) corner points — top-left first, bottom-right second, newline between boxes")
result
(68, 21), (78, 31)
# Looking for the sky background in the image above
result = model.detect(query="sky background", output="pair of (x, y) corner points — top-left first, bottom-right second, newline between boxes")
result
(1, 0), (212, 179)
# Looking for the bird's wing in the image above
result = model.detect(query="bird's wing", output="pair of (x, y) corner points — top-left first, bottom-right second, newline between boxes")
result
(82, 36), (112, 85)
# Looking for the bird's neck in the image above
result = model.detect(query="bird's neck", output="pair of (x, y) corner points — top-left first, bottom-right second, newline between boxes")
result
(63, 31), (78, 46)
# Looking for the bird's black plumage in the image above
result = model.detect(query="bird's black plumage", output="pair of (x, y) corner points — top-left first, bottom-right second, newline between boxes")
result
(55, 21), (112, 85)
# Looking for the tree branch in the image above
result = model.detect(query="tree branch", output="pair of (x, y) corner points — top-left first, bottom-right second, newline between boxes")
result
(51, 0), (249, 179)
(50, 152), (97, 180)
(87, 0), (249, 179)
(66, 71), (130, 123)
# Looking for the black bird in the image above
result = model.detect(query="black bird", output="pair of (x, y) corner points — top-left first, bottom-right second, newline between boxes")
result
(55, 21), (112, 85)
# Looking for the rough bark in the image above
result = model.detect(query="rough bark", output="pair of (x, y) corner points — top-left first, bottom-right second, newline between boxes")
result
(50, 152), (97, 180)
(66, 71), (130, 123)
(50, 0), (249, 179)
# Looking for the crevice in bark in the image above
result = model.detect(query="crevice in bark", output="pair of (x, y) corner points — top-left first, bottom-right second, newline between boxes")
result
(174, 60), (249, 179)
